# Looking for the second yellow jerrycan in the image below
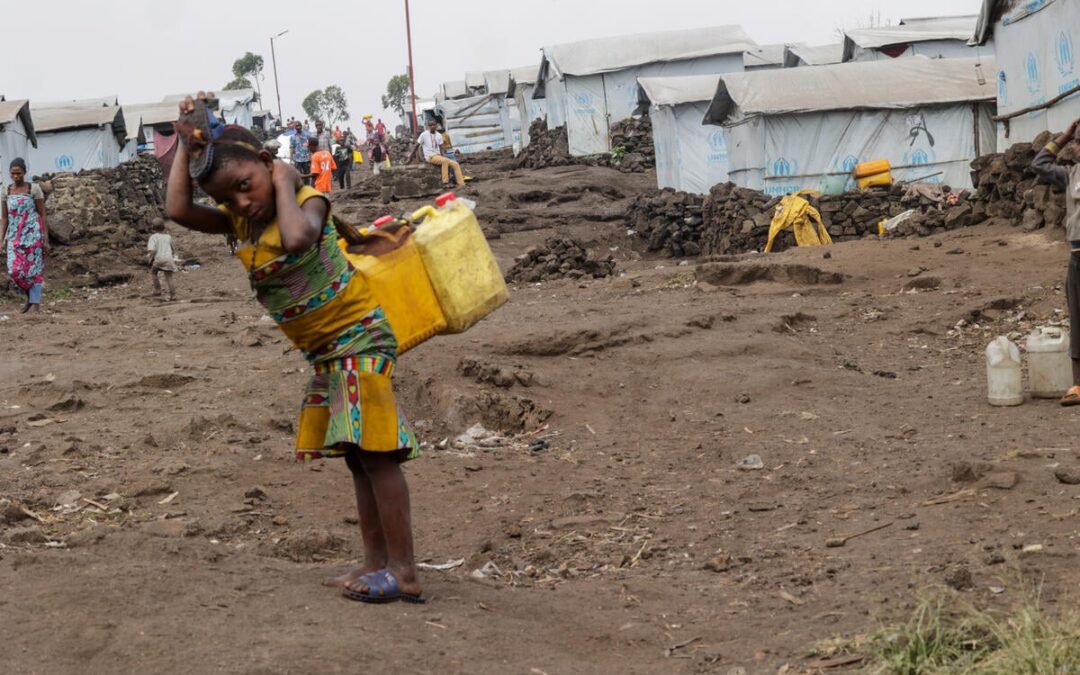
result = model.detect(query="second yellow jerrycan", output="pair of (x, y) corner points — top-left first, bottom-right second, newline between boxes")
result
(411, 193), (509, 333)
(338, 217), (447, 355)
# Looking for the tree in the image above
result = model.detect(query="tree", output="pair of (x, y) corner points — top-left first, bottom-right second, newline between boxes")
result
(381, 74), (411, 121)
(223, 76), (253, 91)
(302, 86), (350, 127)
(230, 52), (265, 98)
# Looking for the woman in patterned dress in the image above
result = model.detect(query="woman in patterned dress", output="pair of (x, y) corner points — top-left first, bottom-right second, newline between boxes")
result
(0, 158), (49, 313)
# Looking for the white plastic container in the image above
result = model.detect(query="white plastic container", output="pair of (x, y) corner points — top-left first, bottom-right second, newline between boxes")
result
(1026, 327), (1072, 398)
(986, 336), (1023, 407)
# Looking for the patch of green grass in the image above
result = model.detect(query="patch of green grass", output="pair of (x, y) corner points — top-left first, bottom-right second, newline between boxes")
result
(44, 285), (75, 302)
(609, 145), (627, 166)
(823, 588), (1080, 674)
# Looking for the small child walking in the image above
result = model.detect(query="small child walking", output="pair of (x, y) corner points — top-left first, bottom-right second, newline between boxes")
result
(309, 137), (337, 194)
(147, 218), (178, 300)
(165, 94), (423, 604)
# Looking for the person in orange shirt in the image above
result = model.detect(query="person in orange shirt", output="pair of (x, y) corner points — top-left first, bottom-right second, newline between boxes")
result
(308, 137), (337, 194)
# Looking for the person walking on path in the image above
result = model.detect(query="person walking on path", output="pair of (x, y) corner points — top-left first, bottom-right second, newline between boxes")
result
(290, 121), (313, 185)
(309, 138), (337, 194)
(408, 119), (465, 188)
(0, 158), (49, 313)
(315, 120), (333, 152)
(146, 217), (178, 300)
(166, 93), (424, 603)
(1032, 116), (1080, 405)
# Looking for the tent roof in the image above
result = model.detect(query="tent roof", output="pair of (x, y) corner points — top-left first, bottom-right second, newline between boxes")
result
(0, 98), (37, 146)
(35, 95), (119, 109)
(703, 55), (996, 123)
(163, 89), (257, 105)
(483, 70), (511, 96)
(783, 43), (844, 67)
(441, 80), (468, 100)
(123, 110), (143, 141)
(32, 101), (126, 134)
(507, 65), (542, 97)
(124, 102), (179, 127)
(842, 15), (978, 60)
(744, 43), (801, 68)
(465, 71), (485, 89)
(637, 74), (722, 107)
(973, 0), (1052, 45)
(542, 25), (757, 77)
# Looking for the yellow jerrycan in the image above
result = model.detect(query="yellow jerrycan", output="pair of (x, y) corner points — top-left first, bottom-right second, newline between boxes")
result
(410, 193), (508, 333)
(338, 216), (447, 355)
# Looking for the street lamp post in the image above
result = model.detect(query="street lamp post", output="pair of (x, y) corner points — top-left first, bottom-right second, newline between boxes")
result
(270, 30), (289, 124)
(404, 0), (419, 135)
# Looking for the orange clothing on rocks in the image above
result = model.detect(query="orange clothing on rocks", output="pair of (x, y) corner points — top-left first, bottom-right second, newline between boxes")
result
(310, 150), (337, 193)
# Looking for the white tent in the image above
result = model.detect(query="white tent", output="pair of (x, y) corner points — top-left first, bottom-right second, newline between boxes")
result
(123, 102), (179, 153)
(0, 98), (37, 185)
(509, 65), (547, 149)
(783, 44), (844, 68)
(484, 68), (526, 150)
(973, 0), (1080, 148)
(744, 44), (801, 71)
(436, 95), (509, 154)
(636, 75), (729, 194)
(702, 56), (997, 195)
(842, 15), (991, 62)
(29, 100), (126, 173)
(535, 25), (757, 156)
(120, 110), (145, 162)
(162, 90), (258, 128)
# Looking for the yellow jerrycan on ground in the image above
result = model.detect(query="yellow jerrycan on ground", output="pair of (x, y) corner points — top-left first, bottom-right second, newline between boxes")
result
(410, 193), (508, 333)
(338, 217), (447, 355)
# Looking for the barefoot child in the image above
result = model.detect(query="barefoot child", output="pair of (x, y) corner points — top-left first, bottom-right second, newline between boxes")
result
(147, 217), (178, 300)
(165, 95), (423, 603)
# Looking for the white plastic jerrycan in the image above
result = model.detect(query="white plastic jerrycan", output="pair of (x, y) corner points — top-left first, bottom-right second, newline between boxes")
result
(986, 336), (1023, 407)
(1026, 327), (1071, 399)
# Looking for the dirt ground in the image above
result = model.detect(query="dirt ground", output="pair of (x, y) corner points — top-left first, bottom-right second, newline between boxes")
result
(3, 159), (1080, 675)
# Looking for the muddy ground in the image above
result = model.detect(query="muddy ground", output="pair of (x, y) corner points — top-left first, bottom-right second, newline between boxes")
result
(3, 157), (1080, 675)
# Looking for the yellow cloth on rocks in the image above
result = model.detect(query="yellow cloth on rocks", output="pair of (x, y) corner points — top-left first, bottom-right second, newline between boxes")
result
(764, 191), (833, 253)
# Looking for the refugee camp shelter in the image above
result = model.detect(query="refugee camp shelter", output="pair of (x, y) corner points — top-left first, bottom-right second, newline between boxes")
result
(535, 25), (757, 156)
(783, 44), (844, 68)
(636, 75), (728, 194)
(483, 69), (523, 149)
(436, 81), (469, 104)
(252, 109), (276, 131)
(744, 44), (801, 71)
(29, 99), (126, 173)
(508, 65), (548, 149)
(123, 102), (178, 153)
(973, 0), (1080, 148)
(163, 90), (258, 128)
(842, 15), (989, 62)
(0, 98), (37, 185)
(702, 56), (997, 195)
(435, 92), (509, 154)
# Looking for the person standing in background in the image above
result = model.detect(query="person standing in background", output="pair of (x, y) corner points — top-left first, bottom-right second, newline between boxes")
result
(0, 158), (49, 314)
(315, 120), (333, 152)
(290, 121), (313, 185)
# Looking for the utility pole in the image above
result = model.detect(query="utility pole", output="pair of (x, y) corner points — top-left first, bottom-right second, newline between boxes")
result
(270, 30), (289, 124)
(405, 0), (419, 135)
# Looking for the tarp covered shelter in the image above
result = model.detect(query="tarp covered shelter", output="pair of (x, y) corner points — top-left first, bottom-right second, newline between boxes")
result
(437, 80), (469, 103)
(163, 89), (258, 128)
(484, 68), (525, 150)
(123, 101), (179, 153)
(744, 44), (801, 70)
(842, 15), (989, 62)
(0, 98), (37, 185)
(783, 44), (844, 68)
(973, 0), (1080, 148)
(508, 65), (547, 149)
(535, 25), (756, 156)
(29, 99), (126, 173)
(436, 95), (510, 154)
(636, 75), (728, 194)
(120, 110), (145, 162)
(703, 56), (997, 194)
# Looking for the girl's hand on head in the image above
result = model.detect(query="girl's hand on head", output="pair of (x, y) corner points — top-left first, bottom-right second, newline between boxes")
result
(272, 160), (302, 192)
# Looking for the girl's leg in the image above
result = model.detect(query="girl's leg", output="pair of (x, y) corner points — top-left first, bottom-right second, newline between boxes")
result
(325, 450), (390, 587)
(344, 452), (421, 596)
(151, 269), (162, 295)
(164, 271), (176, 300)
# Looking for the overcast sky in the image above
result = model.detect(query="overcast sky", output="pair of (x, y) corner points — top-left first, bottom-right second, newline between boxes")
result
(5, 0), (983, 128)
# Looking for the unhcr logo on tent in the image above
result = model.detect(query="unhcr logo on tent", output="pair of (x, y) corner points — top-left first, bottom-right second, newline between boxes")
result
(911, 149), (930, 166)
(772, 157), (793, 177)
(1057, 31), (1075, 77)
(707, 130), (728, 164)
(841, 155), (858, 173)
(55, 155), (74, 171)
(1025, 52), (1041, 95)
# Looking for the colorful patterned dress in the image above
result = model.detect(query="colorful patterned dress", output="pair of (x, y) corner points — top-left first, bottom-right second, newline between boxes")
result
(3, 183), (45, 297)
(225, 186), (419, 462)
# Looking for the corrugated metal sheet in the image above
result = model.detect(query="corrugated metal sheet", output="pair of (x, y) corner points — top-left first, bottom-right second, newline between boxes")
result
(704, 55), (995, 123)
(542, 25), (757, 77)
